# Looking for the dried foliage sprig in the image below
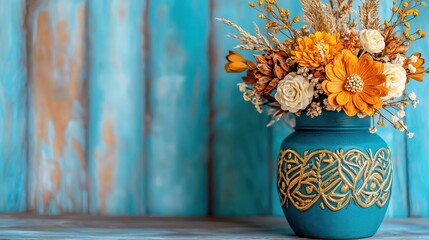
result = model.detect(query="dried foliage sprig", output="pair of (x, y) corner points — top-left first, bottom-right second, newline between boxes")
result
(300, 0), (336, 34)
(217, 18), (273, 51)
(359, 0), (381, 30)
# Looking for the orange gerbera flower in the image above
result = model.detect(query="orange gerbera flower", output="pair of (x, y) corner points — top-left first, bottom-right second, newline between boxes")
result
(322, 50), (388, 116)
(405, 53), (425, 82)
(291, 32), (344, 70)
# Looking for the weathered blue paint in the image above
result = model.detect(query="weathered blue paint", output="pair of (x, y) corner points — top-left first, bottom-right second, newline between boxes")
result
(146, 0), (210, 216)
(87, 0), (146, 215)
(406, 9), (429, 217)
(27, 0), (88, 214)
(0, 0), (27, 213)
(378, 2), (409, 218)
(213, 0), (270, 216)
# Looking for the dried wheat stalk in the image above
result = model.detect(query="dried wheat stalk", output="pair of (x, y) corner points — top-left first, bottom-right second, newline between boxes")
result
(217, 18), (273, 51)
(301, 0), (358, 36)
(300, 0), (336, 34)
(359, 0), (381, 30)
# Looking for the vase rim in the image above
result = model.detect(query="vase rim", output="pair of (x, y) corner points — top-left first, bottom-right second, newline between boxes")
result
(295, 111), (371, 130)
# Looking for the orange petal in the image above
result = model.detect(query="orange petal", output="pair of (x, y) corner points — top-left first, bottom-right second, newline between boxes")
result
(227, 62), (248, 72)
(226, 51), (245, 62)
(345, 51), (358, 75)
(326, 82), (344, 93)
(363, 105), (375, 116)
(333, 56), (347, 80)
(343, 100), (358, 116)
(336, 91), (352, 105)
(353, 94), (367, 112)
(225, 63), (232, 72)
(322, 81), (329, 93)
(415, 58), (425, 67)
(408, 73), (424, 82)
(360, 92), (380, 105)
(328, 93), (339, 106)
(364, 75), (386, 86)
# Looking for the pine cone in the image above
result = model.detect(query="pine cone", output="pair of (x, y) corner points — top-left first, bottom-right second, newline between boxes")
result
(243, 51), (289, 95)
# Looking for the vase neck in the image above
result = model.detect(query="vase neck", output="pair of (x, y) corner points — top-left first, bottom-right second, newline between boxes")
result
(295, 111), (370, 131)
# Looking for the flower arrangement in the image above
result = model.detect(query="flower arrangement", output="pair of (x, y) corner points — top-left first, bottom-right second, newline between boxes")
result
(219, 0), (427, 137)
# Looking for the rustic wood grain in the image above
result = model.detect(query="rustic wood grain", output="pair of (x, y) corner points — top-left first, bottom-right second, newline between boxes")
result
(212, 0), (270, 216)
(87, 0), (146, 215)
(0, 215), (428, 239)
(146, 0), (210, 215)
(0, 0), (27, 213)
(26, 0), (88, 214)
(405, 6), (429, 217)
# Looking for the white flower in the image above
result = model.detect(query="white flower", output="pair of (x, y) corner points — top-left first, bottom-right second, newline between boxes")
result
(381, 63), (407, 100)
(392, 53), (407, 65)
(359, 29), (385, 54)
(369, 127), (378, 134)
(408, 132), (415, 139)
(237, 83), (247, 92)
(275, 72), (314, 113)
(391, 115), (399, 123)
(397, 109), (406, 118)
(408, 92), (417, 100)
(357, 113), (367, 119)
(408, 64), (417, 74)
(382, 56), (390, 63)
(323, 99), (341, 112)
(243, 92), (252, 101)
(410, 55), (419, 63)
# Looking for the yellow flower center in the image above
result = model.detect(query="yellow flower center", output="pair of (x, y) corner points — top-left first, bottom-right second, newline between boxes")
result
(344, 74), (364, 93)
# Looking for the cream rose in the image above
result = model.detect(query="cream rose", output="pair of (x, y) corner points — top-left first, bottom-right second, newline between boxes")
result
(381, 63), (407, 100)
(275, 73), (314, 113)
(359, 30), (385, 54)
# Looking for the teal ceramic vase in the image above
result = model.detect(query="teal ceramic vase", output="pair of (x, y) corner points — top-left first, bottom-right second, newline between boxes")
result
(277, 111), (392, 239)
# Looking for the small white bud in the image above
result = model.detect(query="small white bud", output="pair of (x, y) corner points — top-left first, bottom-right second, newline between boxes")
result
(243, 92), (252, 101)
(408, 132), (415, 139)
(357, 113), (367, 119)
(397, 110), (406, 118)
(408, 64), (417, 74)
(391, 115), (399, 123)
(408, 92), (417, 100)
(237, 83), (247, 92)
(410, 55), (418, 63)
(369, 127), (378, 134)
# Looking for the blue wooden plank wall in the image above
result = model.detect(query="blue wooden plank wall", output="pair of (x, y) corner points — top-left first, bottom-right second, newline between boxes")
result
(147, 0), (209, 216)
(406, 14), (429, 217)
(0, 0), (428, 217)
(87, 0), (146, 216)
(0, 0), (27, 212)
(212, 0), (270, 216)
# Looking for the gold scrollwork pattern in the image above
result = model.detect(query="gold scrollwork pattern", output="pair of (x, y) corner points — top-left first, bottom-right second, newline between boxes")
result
(277, 148), (392, 211)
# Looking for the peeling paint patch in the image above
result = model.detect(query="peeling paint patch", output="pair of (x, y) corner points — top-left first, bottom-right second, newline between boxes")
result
(27, 0), (88, 214)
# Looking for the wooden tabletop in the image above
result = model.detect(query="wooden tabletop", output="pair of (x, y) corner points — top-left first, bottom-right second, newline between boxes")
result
(0, 215), (428, 239)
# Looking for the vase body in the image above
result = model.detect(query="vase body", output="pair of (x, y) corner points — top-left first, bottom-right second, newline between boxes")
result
(277, 111), (392, 239)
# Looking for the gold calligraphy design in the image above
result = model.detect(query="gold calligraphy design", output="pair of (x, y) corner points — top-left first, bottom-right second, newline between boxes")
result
(277, 148), (392, 211)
